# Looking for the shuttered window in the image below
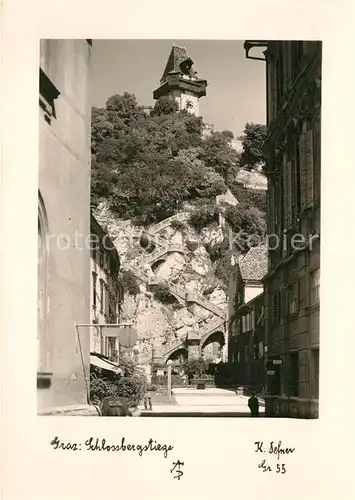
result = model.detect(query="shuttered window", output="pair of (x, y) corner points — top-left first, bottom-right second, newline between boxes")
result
(271, 295), (276, 324)
(271, 291), (281, 324)
(287, 160), (292, 226)
(299, 127), (315, 211)
(310, 268), (320, 305)
(305, 130), (314, 206)
(281, 287), (289, 318)
(313, 118), (321, 203)
(276, 51), (284, 113)
(105, 284), (110, 316)
(291, 42), (304, 81)
(92, 272), (97, 308)
(100, 279), (104, 313)
(300, 273), (310, 309)
(289, 280), (299, 315)
(282, 158), (289, 228)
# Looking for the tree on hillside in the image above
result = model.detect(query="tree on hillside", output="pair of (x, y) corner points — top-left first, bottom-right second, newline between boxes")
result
(238, 122), (267, 171)
(90, 94), (267, 235)
(225, 203), (266, 252)
(91, 94), (236, 225)
(150, 95), (179, 116)
(105, 92), (146, 125)
(221, 130), (234, 142)
(202, 131), (240, 182)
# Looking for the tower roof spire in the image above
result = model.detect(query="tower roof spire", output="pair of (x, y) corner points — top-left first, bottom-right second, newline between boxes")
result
(153, 45), (207, 115)
(160, 45), (193, 83)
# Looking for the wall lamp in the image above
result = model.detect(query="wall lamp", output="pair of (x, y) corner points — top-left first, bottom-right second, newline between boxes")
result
(244, 40), (268, 61)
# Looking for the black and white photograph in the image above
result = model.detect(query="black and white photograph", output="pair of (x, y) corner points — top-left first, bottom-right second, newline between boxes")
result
(37, 39), (321, 419)
(4, 0), (355, 498)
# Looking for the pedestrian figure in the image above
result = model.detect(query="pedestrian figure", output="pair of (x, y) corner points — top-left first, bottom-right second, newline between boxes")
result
(143, 382), (153, 411)
(248, 392), (259, 417)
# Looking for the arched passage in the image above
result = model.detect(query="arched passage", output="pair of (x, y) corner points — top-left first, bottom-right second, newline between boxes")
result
(201, 330), (225, 361)
(151, 258), (166, 272)
(161, 342), (187, 364)
(166, 347), (188, 365)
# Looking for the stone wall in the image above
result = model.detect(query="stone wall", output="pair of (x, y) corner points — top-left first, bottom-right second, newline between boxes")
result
(94, 203), (229, 364)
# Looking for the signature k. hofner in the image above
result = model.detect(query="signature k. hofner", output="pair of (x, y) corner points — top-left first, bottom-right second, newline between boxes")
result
(254, 441), (295, 460)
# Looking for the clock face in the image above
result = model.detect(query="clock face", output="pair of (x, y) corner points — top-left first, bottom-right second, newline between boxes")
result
(181, 94), (199, 115)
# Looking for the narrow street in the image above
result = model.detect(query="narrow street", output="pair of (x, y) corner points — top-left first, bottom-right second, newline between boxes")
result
(139, 388), (265, 417)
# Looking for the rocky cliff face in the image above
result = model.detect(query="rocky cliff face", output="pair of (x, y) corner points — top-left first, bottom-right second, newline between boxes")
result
(94, 202), (229, 365)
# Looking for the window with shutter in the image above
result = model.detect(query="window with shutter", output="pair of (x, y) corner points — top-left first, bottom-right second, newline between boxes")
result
(282, 288), (288, 318)
(276, 50), (284, 113)
(99, 279), (104, 313)
(258, 341), (264, 358)
(282, 159), (289, 228)
(313, 119), (321, 202)
(311, 348), (319, 398)
(289, 280), (299, 315)
(277, 180), (281, 233)
(305, 129), (314, 208)
(310, 268), (320, 305)
(105, 285), (109, 316)
(273, 183), (278, 234)
(299, 132), (307, 210)
(277, 291), (281, 322)
(300, 273), (310, 309)
(287, 161), (292, 226)
(272, 292), (281, 324)
(289, 352), (299, 397)
(271, 295), (276, 324)
(92, 272), (97, 308)
(295, 139), (301, 217)
(291, 41), (304, 82)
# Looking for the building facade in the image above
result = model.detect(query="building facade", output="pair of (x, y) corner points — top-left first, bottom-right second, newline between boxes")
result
(228, 247), (267, 389)
(38, 40), (98, 415)
(245, 41), (321, 418)
(153, 45), (207, 116)
(90, 213), (124, 361)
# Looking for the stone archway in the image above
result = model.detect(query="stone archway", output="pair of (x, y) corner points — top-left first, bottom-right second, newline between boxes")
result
(161, 342), (187, 365)
(201, 330), (225, 361)
(151, 258), (167, 272)
(167, 347), (188, 365)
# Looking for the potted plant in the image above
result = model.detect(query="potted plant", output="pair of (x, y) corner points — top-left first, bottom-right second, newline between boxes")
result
(182, 358), (213, 390)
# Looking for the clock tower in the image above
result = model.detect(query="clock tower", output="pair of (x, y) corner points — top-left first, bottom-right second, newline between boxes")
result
(153, 45), (207, 116)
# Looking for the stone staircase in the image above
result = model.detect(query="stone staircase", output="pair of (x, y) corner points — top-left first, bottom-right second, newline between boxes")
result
(199, 317), (226, 347)
(143, 244), (185, 266)
(123, 264), (158, 285)
(185, 293), (225, 318)
(167, 282), (188, 303)
(149, 212), (190, 234)
(143, 230), (180, 250)
(160, 337), (186, 361)
(124, 212), (227, 360)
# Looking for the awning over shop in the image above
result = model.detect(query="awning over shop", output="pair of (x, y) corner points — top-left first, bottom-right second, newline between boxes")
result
(90, 354), (123, 375)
